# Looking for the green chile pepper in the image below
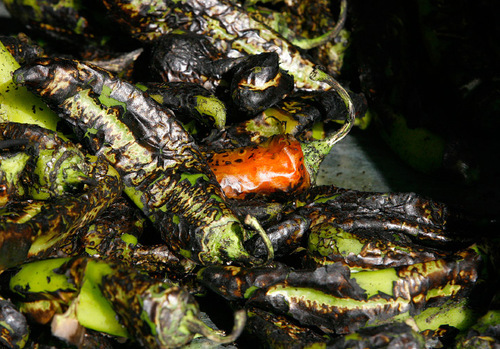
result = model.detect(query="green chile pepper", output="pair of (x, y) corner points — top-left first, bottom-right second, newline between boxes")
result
(7, 256), (246, 348)
(0, 122), (92, 201)
(0, 41), (61, 132)
(13, 57), (272, 265)
(0, 123), (123, 270)
(150, 35), (295, 118)
(305, 218), (453, 271)
(199, 246), (482, 334)
(244, 306), (329, 348)
(247, 246), (482, 334)
(246, 0), (347, 50)
(77, 197), (198, 278)
(0, 296), (30, 349)
(149, 31), (236, 91)
(139, 81), (227, 131)
(0, 152), (122, 270)
(0, 149), (31, 207)
(102, 0), (337, 90)
(2, 0), (91, 40)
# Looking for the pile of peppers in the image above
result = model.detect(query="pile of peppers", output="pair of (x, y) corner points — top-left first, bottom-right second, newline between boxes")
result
(0, 1), (499, 348)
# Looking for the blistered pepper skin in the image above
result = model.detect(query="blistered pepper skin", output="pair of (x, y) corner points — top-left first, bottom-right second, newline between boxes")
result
(207, 134), (311, 199)
(13, 58), (263, 265)
(101, 0), (331, 90)
(0, 123), (122, 270)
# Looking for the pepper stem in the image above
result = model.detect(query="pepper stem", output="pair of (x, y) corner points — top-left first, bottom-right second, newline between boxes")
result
(186, 309), (246, 344)
(245, 215), (274, 265)
(302, 67), (355, 185)
(291, 0), (347, 50)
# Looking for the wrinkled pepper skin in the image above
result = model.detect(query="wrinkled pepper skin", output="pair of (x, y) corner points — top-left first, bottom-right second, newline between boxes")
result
(150, 34), (294, 118)
(0, 123), (122, 270)
(7, 256), (246, 348)
(13, 57), (265, 265)
(0, 297), (30, 349)
(0, 122), (91, 201)
(141, 81), (227, 131)
(305, 218), (452, 270)
(102, 0), (333, 90)
(244, 306), (329, 349)
(149, 32), (235, 91)
(206, 134), (310, 199)
(286, 186), (475, 248)
(326, 321), (426, 349)
(247, 246), (481, 334)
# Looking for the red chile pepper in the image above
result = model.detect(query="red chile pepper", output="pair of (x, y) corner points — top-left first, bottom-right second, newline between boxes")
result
(207, 68), (355, 199)
(206, 134), (310, 199)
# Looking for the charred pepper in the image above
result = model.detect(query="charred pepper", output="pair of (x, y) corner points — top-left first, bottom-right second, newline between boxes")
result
(7, 256), (246, 348)
(13, 57), (272, 265)
(102, 0), (340, 90)
(199, 246), (482, 334)
(205, 68), (355, 199)
(0, 123), (122, 270)
(0, 296), (29, 349)
(0, 41), (60, 132)
(139, 81), (227, 131)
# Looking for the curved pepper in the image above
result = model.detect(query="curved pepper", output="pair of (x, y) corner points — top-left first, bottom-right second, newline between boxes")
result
(13, 57), (272, 265)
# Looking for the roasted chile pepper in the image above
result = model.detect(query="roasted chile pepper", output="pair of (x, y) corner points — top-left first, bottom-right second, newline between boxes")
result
(245, 0), (347, 51)
(199, 262), (369, 304)
(0, 296), (30, 349)
(247, 246), (482, 334)
(244, 0), (350, 76)
(102, 0), (340, 90)
(199, 246), (482, 334)
(286, 185), (476, 247)
(245, 212), (311, 259)
(0, 148), (30, 207)
(139, 81), (227, 131)
(0, 41), (61, 132)
(150, 33), (295, 118)
(205, 68), (355, 199)
(0, 122), (91, 201)
(243, 306), (329, 349)
(240, 187), (462, 262)
(222, 51), (295, 116)
(2, 0), (92, 43)
(305, 218), (453, 271)
(0, 33), (45, 65)
(149, 31), (234, 91)
(13, 57), (272, 265)
(7, 256), (246, 348)
(77, 196), (197, 278)
(0, 123), (123, 270)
